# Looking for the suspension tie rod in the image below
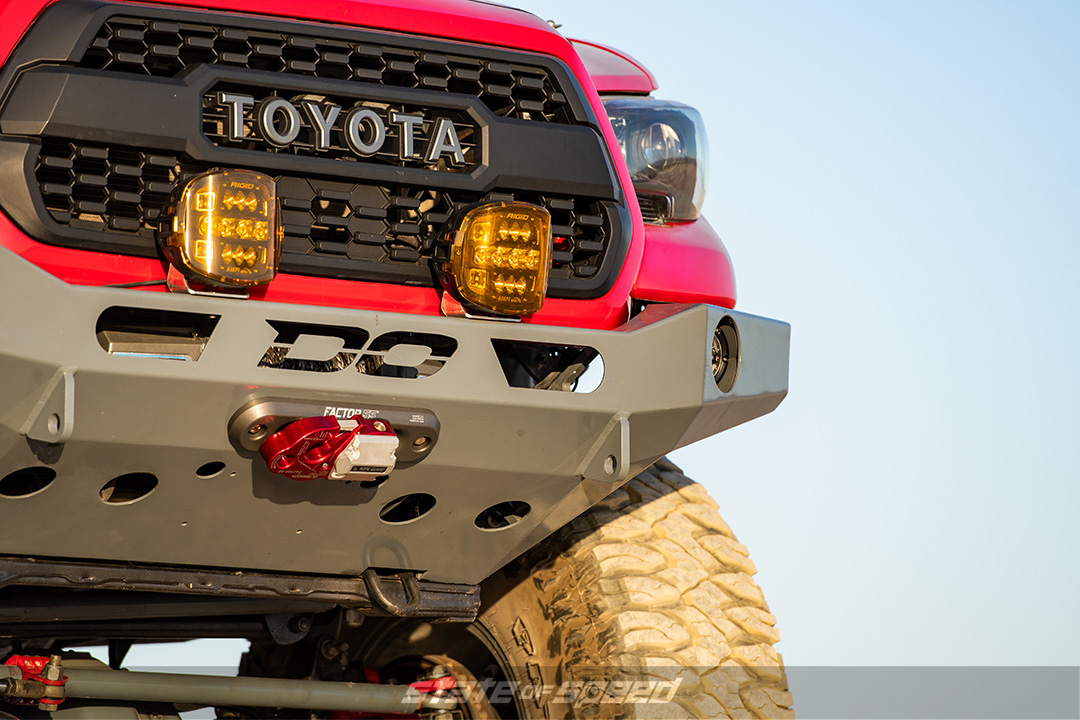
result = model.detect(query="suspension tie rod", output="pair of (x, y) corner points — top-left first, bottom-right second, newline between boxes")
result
(62, 667), (455, 714)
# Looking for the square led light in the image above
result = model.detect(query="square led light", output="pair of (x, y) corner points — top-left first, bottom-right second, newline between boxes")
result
(446, 202), (552, 316)
(160, 169), (281, 287)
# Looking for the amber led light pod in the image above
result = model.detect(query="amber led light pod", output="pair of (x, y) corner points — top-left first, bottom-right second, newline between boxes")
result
(161, 169), (281, 287)
(447, 202), (552, 316)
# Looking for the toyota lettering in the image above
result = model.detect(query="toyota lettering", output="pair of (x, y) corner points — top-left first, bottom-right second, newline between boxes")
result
(214, 91), (467, 165)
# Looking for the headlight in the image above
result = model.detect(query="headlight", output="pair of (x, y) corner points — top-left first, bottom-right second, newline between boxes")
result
(604, 97), (708, 223)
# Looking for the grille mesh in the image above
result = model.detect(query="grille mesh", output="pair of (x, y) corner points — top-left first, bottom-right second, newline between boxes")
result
(36, 139), (177, 236)
(82, 17), (573, 123)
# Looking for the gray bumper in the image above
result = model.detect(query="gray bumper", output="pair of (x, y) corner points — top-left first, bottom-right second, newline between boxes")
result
(0, 248), (789, 585)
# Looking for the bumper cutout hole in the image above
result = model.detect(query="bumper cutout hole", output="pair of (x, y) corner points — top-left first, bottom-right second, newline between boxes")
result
(196, 461), (226, 478)
(0, 467), (57, 498)
(99, 472), (158, 504)
(491, 340), (603, 392)
(97, 306), (220, 362)
(475, 500), (531, 530)
(379, 493), (435, 524)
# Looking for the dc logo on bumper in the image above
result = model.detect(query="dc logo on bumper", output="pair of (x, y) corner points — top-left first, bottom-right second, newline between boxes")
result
(258, 320), (458, 377)
(214, 91), (466, 165)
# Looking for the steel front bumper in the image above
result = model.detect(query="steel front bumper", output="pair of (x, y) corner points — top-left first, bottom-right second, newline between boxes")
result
(0, 248), (789, 585)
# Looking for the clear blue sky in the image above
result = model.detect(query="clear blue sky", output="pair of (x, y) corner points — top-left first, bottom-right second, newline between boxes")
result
(512, 0), (1080, 671)
(121, 0), (1080, 700)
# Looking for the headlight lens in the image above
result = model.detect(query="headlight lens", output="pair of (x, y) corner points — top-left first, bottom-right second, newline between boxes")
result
(604, 97), (708, 223)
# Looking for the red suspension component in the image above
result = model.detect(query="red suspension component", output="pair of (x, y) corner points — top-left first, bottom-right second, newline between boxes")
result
(5, 655), (48, 678)
(259, 415), (399, 482)
(4, 655), (66, 710)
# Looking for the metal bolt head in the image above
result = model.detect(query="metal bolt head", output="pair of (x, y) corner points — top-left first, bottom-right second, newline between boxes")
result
(248, 424), (266, 436)
(42, 655), (63, 682)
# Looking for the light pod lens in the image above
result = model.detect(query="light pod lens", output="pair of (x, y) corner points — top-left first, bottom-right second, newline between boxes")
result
(161, 169), (281, 286)
(449, 202), (552, 316)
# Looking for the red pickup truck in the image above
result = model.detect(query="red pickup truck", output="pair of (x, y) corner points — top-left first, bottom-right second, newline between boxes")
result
(0, 0), (791, 717)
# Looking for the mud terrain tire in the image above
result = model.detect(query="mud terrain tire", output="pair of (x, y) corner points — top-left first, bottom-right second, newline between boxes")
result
(363, 458), (793, 719)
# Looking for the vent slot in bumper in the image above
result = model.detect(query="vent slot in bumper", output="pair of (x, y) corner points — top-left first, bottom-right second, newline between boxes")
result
(96, 306), (219, 361)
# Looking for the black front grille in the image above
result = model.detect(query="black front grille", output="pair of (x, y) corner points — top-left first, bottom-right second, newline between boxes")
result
(1, 0), (630, 298)
(36, 139), (615, 290)
(81, 16), (574, 124)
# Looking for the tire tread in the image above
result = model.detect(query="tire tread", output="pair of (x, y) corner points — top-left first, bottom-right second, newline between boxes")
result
(515, 459), (792, 719)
